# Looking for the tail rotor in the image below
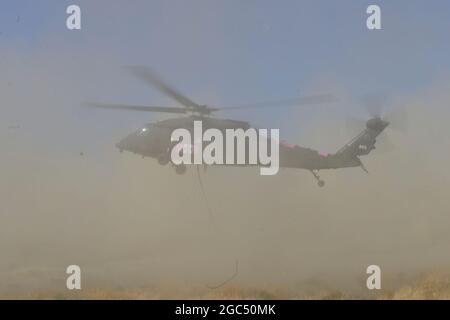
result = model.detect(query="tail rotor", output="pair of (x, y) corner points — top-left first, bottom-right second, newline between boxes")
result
(345, 94), (408, 154)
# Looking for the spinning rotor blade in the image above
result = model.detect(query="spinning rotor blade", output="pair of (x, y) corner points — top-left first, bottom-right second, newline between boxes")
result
(83, 102), (188, 114)
(361, 93), (387, 118)
(344, 93), (408, 156)
(123, 66), (200, 109)
(90, 67), (336, 116)
(221, 94), (336, 110)
(359, 93), (408, 133)
(384, 107), (408, 133)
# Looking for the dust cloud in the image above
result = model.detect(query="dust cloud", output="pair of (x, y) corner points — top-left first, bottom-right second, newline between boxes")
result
(1, 41), (450, 298)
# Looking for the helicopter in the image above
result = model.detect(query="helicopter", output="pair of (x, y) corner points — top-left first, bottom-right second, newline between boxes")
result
(85, 66), (405, 187)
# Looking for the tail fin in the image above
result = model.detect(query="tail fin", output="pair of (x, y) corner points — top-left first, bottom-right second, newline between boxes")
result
(336, 117), (389, 158)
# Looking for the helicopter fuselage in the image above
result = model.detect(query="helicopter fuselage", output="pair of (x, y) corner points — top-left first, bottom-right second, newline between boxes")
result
(115, 116), (370, 171)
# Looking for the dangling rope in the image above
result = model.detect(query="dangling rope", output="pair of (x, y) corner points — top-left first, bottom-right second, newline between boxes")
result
(193, 165), (239, 290)
(195, 165), (215, 222)
(206, 260), (239, 290)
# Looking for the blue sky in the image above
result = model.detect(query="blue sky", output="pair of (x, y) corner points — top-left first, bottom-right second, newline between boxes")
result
(1, 0), (450, 150)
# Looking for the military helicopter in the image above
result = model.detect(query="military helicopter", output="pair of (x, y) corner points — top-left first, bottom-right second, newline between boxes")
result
(86, 66), (406, 187)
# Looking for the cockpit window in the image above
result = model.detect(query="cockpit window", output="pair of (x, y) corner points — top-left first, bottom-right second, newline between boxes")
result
(137, 127), (149, 136)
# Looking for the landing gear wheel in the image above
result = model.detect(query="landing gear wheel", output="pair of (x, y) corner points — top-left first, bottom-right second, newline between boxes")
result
(157, 152), (170, 166)
(175, 164), (187, 175)
(310, 170), (325, 187)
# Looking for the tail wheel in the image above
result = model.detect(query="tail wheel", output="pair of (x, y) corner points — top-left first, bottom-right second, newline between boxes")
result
(310, 170), (325, 187)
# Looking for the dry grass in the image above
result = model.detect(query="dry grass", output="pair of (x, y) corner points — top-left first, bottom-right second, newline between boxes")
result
(3, 271), (450, 300)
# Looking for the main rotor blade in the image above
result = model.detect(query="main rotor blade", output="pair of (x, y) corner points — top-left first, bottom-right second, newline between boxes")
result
(123, 66), (200, 109)
(83, 102), (188, 114)
(220, 94), (336, 110)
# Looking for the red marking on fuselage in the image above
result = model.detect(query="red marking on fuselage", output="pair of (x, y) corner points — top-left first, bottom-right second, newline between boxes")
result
(280, 141), (297, 149)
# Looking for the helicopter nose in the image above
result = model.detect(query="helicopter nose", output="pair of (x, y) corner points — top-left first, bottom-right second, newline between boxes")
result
(115, 133), (143, 153)
(115, 140), (125, 151)
(116, 136), (131, 152)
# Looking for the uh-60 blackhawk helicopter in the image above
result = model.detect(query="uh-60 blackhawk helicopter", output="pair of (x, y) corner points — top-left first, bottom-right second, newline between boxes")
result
(85, 66), (406, 187)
